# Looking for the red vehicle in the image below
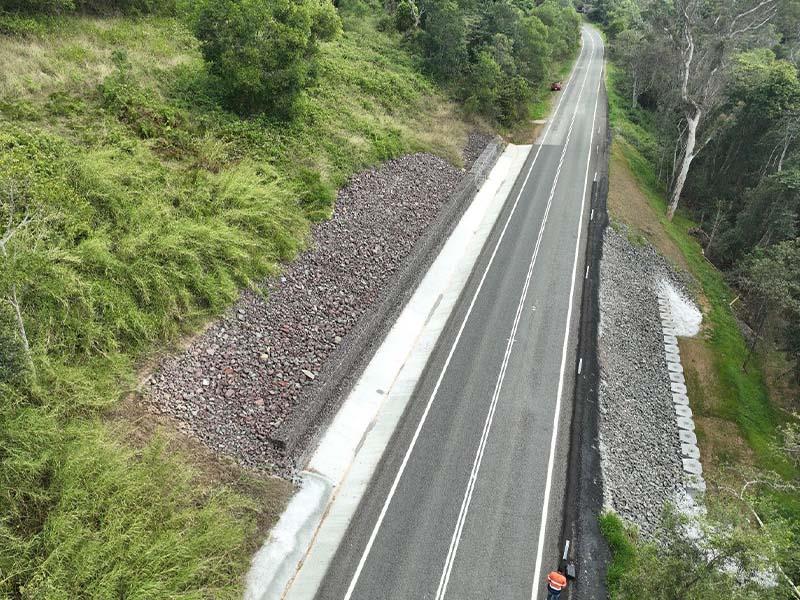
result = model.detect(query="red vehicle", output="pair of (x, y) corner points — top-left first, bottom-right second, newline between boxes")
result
(550, 81), (563, 91)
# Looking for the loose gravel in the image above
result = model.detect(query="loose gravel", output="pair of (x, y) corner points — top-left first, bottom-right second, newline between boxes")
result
(144, 142), (486, 474)
(597, 224), (691, 535)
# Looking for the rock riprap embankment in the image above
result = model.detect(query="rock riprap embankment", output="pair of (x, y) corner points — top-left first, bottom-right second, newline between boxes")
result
(597, 225), (693, 535)
(144, 145), (486, 473)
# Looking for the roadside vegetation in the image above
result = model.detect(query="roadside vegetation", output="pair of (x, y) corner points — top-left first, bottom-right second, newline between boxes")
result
(0, 0), (579, 595)
(383, 0), (581, 125)
(590, 0), (800, 594)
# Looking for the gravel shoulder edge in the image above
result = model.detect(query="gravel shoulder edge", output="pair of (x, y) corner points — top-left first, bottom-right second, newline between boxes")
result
(271, 138), (506, 463)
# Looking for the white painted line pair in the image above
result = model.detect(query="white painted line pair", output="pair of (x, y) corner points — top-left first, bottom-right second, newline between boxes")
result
(657, 292), (706, 499)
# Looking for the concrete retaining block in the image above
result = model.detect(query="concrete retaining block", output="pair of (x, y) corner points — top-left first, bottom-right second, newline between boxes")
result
(669, 371), (685, 383)
(682, 458), (703, 476)
(658, 292), (706, 499)
(672, 392), (689, 405)
(681, 443), (700, 459)
(686, 474), (707, 494)
(670, 381), (687, 393)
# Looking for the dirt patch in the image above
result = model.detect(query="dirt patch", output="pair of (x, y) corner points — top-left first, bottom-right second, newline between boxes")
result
(508, 118), (548, 145)
(607, 144), (689, 272)
(679, 336), (757, 485)
(680, 337), (722, 416)
(694, 416), (756, 478)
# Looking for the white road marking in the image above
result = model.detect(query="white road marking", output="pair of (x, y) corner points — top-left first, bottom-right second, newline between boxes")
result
(341, 31), (593, 600)
(530, 29), (605, 600)
(584, 264), (589, 279)
(435, 31), (598, 600)
(577, 358), (583, 375)
(590, 208), (594, 221)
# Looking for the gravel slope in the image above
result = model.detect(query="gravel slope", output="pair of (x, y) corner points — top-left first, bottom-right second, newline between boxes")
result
(144, 140), (488, 473)
(597, 224), (688, 535)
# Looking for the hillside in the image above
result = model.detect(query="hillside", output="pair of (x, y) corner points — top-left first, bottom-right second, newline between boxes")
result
(0, 3), (477, 596)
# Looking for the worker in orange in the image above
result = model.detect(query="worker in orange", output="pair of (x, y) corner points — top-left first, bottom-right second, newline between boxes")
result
(545, 569), (567, 600)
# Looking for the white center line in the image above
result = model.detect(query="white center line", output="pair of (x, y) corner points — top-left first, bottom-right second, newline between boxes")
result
(435, 30), (597, 600)
(530, 29), (605, 600)
(340, 31), (594, 600)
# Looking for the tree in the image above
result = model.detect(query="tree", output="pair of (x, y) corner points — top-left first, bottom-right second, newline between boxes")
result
(514, 14), (551, 84)
(716, 170), (800, 263)
(394, 0), (421, 31)
(604, 504), (793, 600)
(655, 0), (781, 220)
(422, 0), (468, 80)
(739, 239), (800, 376)
(195, 0), (341, 115)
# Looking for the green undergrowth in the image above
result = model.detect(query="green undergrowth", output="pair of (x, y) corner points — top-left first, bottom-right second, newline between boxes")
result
(0, 3), (472, 596)
(599, 512), (636, 593)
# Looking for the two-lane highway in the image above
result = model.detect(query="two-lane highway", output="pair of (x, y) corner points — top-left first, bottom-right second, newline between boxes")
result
(314, 26), (606, 600)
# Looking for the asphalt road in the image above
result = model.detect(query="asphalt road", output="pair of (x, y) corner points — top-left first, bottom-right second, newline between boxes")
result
(315, 26), (606, 600)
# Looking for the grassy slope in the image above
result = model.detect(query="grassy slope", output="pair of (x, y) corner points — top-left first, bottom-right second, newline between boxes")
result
(603, 60), (800, 590)
(0, 4), (473, 597)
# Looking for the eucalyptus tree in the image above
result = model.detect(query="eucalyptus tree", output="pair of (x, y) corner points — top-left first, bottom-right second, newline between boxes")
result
(646, 0), (781, 220)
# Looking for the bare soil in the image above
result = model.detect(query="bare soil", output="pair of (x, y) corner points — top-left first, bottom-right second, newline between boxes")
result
(607, 144), (689, 272)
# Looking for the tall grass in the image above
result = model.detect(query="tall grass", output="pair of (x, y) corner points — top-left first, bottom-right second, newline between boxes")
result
(0, 4), (471, 596)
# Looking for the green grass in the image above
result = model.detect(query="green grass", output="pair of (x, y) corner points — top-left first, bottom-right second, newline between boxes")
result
(599, 512), (637, 594)
(0, 4), (473, 596)
(528, 53), (577, 121)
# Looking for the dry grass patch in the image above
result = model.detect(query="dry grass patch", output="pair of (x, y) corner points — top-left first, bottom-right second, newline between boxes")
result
(607, 143), (689, 272)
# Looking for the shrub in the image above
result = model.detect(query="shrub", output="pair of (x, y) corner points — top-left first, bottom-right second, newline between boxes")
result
(394, 0), (419, 32)
(0, 0), (75, 12)
(195, 0), (341, 116)
(496, 74), (530, 125)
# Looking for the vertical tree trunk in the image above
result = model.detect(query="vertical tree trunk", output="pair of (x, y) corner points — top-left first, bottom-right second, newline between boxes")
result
(668, 109), (701, 221)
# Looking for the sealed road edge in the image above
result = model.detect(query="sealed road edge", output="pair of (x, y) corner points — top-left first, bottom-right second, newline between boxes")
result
(244, 142), (533, 600)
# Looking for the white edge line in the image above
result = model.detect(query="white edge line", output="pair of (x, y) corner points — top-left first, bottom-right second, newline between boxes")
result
(341, 32), (592, 600)
(530, 29), (605, 600)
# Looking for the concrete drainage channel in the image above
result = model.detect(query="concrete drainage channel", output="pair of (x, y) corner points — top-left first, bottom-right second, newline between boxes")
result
(657, 292), (706, 501)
